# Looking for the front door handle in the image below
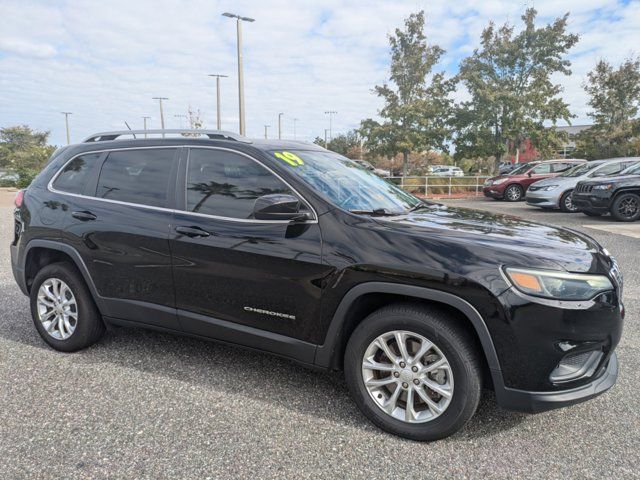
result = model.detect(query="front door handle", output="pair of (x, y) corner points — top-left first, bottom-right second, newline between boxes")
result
(175, 226), (211, 238)
(71, 211), (97, 221)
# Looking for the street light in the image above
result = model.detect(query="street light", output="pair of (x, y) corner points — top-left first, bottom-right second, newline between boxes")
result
(325, 110), (337, 142)
(142, 116), (151, 138)
(152, 97), (169, 137)
(264, 124), (270, 139)
(208, 74), (228, 130)
(222, 12), (255, 136)
(278, 112), (284, 140)
(61, 112), (72, 145)
(324, 128), (329, 147)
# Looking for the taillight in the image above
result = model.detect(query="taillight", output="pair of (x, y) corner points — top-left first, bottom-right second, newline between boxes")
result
(14, 189), (25, 208)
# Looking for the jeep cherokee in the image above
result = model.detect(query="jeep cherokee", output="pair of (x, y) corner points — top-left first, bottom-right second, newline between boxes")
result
(10, 130), (623, 441)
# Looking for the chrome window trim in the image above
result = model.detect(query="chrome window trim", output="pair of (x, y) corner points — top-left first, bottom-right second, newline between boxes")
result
(47, 145), (318, 224)
(183, 146), (318, 224)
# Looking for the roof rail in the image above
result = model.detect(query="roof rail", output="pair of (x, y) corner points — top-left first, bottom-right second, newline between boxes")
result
(82, 129), (251, 143)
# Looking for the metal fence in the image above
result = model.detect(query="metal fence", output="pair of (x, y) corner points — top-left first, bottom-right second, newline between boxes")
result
(387, 175), (491, 197)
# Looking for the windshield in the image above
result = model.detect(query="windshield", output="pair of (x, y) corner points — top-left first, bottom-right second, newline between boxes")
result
(559, 162), (601, 177)
(270, 149), (421, 213)
(508, 163), (534, 175)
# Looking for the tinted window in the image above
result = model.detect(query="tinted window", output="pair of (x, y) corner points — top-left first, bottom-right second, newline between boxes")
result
(186, 149), (293, 219)
(96, 149), (175, 207)
(531, 163), (551, 174)
(53, 153), (101, 194)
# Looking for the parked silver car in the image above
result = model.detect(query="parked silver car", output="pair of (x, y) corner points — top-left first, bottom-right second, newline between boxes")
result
(525, 157), (640, 212)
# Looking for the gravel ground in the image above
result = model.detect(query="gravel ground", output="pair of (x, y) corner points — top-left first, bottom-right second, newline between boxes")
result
(1, 198), (639, 479)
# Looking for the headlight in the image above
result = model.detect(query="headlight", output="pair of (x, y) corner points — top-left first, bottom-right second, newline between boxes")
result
(493, 178), (509, 185)
(593, 184), (613, 190)
(505, 267), (613, 300)
(484, 180), (493, 186)
(538, 184), (558, 191)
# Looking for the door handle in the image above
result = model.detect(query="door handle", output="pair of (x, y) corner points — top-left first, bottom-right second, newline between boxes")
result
(175, 226), (211, 238)
(71, 211), (97, 221)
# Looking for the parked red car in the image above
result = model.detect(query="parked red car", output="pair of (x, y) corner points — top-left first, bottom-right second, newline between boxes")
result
(483, 159), (586, 201)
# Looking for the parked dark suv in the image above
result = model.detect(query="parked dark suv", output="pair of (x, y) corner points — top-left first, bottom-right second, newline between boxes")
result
(572, 161), (640, 221)
(11, 130), (623, 441)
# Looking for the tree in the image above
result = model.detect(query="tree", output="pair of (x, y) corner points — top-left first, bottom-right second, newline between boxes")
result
(313, 130), (362, 158)
(0, 125), (56, 187)
(359, 11), (454, 176)
(574, 57), (640, 159)
(453, 8), (578, 171)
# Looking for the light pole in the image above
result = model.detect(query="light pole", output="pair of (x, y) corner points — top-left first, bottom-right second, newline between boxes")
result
(324, 128), (329, 147)
(142, 116), (151, 138)
(324, 110), (337, 142)
(61, 112), (72, 145)
(264, 124), (270, 139)
(278, 112), (283, 140)
(174, 114), (188, 129)
(208, 74), (228, 130)
(222, 12), (255, 136)
(293, 118), (298, 140)
(152, 97), (169, 137)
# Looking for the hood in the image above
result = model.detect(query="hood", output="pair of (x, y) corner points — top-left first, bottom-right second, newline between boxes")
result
(578, 174), (640, 185)
(372, 204), (604, 272)
(529, 176), (576, 188)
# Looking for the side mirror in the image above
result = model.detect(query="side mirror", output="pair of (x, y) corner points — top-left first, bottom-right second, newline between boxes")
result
(253, 194), (309, 222)
(527, 171), (533, 177)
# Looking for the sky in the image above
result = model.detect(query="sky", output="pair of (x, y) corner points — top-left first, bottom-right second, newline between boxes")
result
(0, 0), (639, 146)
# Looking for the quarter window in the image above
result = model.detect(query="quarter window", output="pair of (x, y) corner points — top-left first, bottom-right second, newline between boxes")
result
(186, 149), (294, 219)
(96, 149), (176, 208)
(52, 153), (101, 194)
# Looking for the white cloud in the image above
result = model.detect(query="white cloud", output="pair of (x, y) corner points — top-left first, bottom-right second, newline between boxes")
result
(0, 0), (638, 145)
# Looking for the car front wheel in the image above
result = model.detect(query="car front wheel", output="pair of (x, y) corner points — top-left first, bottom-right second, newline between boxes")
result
(504, 184), (524, 202)
(344, 303), (482, 441)
(611, 193), (640, 222)
(560, 190), (579, 213)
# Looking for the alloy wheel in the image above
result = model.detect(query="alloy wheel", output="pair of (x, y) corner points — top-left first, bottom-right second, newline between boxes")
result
(617, 196), (639, 219)
(564, 193), (577, 212)
(361, 330), (454, 424)
(36, 278), (78, 340)
(505, 185), (522, 201)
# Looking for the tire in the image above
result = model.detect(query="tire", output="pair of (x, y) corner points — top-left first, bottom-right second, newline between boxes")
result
(504, 184), (524, 202)
(559, 190), (579, 213)
(30, 262), (105, 352)
(610, 193), (640, 222)
(583, 210), (602, 217)
(344, 303), (482, 441)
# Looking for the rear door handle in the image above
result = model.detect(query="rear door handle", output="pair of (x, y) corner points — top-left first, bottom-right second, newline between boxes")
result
(175, 226), (211, 238)
(71, 211), (97, 221)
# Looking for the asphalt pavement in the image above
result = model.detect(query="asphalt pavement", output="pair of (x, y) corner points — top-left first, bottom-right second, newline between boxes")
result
(1, 197), (638, 479)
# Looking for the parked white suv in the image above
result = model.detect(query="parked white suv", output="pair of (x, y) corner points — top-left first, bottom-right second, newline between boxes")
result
(431, 166), (464, 177)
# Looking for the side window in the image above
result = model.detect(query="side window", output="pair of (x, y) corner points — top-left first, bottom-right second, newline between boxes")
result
(531, 163), (551, 174)
(96, 148), (176, 208)
(186, 149), (294, 219)
(52, 153), (101, 194)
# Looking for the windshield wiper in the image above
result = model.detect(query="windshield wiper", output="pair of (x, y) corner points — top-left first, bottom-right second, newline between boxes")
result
(407, 201), (433, 213)
(349, 208), (398, 216)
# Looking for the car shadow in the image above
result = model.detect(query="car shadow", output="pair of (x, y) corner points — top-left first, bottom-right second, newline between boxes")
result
(2, 298), (527, 439)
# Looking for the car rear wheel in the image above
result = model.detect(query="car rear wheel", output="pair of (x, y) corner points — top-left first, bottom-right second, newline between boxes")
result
(504, 184), (524, 202)
(560, 190), (579, 213)
(611, 193), (640, 222)
(344, 303), (482, 441)
(30, 262), (105, 352)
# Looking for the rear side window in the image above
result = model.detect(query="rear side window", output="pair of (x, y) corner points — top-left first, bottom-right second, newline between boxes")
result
(52, 153), (101, 194)
(185, 148), (293, 219)
(96, 148), (176, 208)
(531, 163), (552, 174)
(593, 162), (626, 177)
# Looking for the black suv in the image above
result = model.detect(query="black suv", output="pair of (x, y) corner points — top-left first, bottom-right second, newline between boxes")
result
(11, 130), (623, 441)
(573, 161), (640, 221)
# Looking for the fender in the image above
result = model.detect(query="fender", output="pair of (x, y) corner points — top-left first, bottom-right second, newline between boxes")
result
(313, 282), (503, 385)
(20, 239), (107, 313)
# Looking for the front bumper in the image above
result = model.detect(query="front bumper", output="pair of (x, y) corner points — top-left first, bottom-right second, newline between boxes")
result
(483, 186), (504, 198)
(525, 190), (560, 208)
(494, 352), (618, 412)
(572, 192), (612, 213)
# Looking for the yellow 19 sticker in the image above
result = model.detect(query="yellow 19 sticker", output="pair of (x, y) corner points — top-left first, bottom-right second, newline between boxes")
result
(274, 151), (304, 166)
